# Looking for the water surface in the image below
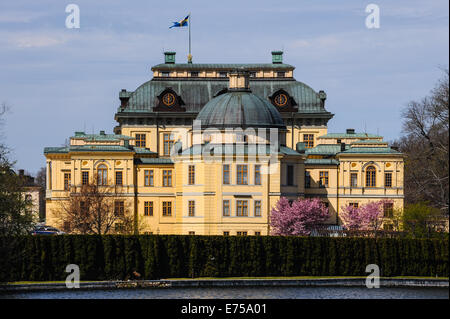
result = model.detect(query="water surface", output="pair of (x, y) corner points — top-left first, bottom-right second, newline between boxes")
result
(2, 286), (448, 299)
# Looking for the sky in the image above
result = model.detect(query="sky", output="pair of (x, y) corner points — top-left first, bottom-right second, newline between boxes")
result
(0, 0), (448, 175)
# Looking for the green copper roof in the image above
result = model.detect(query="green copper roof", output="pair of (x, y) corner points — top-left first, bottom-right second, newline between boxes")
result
(305, 159), (339, 165)
(340, 147), (401, 154)
(319, 133), (382, 139)
(179, 143), (301, 157)
(72, 132), (134, 142)
(152, 63), (295, 71)
(196, 91), (285, 129)
(135, 158), (174, 165)
(133, 147), (157, 155)
(351, 140), (388, 145)
(117, 78), (327, 115)
(305, 144), (348, 156)
(44, 145), (153, 154)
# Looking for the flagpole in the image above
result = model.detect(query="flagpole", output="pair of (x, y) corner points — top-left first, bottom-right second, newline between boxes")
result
(188, 13), (192, 63)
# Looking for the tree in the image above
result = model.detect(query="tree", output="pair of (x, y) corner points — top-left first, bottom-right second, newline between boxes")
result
(34, 166), (46, 221)
(402, 202), (445, 238)
(393, 69), (449, 214)
(340, 200), (392, 232)
(0, 102), (36, 282)
(270, 197), (330, 236)
(56, 181), (134, 234)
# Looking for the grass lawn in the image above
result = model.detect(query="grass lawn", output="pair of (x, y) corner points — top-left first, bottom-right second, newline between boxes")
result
(6, 276), (448, 284)
(162, 276), (449, 280)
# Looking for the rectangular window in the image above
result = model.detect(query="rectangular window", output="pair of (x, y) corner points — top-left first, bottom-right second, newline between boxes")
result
(162, 170), (172, 187)
(80, 201), (87, 213)
(82, 171), (89, 185)
(254, 200), (261, 217)
(305, 171), (311, 188)
(223, 200), (230, 216)
(161, 71), (170, 77)
(218, 71), (228, 78)
(236, 200), (248, 217)
(277, 71), (285, 78)
(254, 165), (261, 185)
(249, 72), (256, 78)
(188, 165), (195, 185)
(190, 71), (199, 77)
(223, 231), (230, 236)
(115, 171), (123, 186)
(319, 171), (329, 188)
(188, 231), (195, 235)
(223, 164), (230, 184)
(303, 134), (314, 148)
(350, 173), (358, 188)
(64, 173), (71, 191)
(385, 172), (392, 188)
(163, 133), (174, 156)
(144, 170), (154, 186)
(135, 133), (146, 148)
(236, 165), (248, 185)
(144, 201), (153, 216)
(383, 202), (394, 218)
(115, 223), (124, 233)
(114, 201), (124, 217)
(162, 201), (172, 216)
(349, 202), (359, 209)
(254, 231), (261, 236)
(237, 231), (247, 236)
(287, 165), (294, 186)
(188, 200), (195, 217)
(63, 221), (71, 232)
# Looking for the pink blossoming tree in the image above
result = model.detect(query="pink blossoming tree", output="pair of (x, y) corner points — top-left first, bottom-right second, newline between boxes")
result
(340, 200), (393, 231)
(270, 197), (330, 236)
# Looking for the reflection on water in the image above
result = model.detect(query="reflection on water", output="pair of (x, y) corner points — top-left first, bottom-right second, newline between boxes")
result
(2, 286), (448, 299)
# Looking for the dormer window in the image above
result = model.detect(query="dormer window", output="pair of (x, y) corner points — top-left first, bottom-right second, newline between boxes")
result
(190, 71), (199, 77)
(277, 71), (285, 78)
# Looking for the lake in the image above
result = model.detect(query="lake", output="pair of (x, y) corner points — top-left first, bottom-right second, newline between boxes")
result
(2, 286), (448, 299)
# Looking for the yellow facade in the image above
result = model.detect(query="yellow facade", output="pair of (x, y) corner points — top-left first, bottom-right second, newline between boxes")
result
(44, 52), (404, 235)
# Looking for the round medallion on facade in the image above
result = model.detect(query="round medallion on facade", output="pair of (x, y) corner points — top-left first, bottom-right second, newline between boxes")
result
(162, 92), (176, 107)
(274, 93), (288, 107)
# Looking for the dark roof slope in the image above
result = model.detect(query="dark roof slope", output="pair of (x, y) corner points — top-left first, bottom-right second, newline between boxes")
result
(118, 78), (327, 114)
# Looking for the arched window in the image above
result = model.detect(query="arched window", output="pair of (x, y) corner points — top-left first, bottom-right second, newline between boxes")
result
(97, 164), (108, 185)
(365, 166), (376, 187)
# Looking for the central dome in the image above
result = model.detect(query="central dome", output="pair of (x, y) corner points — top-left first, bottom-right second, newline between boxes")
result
(196, 91), (286, 129)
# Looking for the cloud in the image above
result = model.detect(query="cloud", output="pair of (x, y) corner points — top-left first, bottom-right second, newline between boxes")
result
(12, 35), (68, 48)
(0, 11), (44, 23)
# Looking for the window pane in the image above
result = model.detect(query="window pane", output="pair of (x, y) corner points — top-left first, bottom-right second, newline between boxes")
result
(223, 200), (230, 216)
(223, 165), (230, 184)
(254, 200), (261, 216)
(255, 165), (261, 185)
(287, 165), (294, 186)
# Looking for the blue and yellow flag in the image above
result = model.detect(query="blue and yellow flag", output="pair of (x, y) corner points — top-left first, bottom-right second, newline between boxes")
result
(169, 15), (189, 28)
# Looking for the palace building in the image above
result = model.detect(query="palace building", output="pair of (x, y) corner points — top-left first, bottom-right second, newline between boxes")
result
(44, 51), (404, 235)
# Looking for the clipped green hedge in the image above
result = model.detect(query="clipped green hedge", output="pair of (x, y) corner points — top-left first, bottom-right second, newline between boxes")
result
(2, 235), (448, 282)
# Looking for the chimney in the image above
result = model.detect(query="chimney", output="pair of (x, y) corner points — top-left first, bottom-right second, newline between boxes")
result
(346, 128), (355, 134)
(271, 51), (283, 64)
(228, 69), (250, 91)
(100, 130), (106, 135)
(119, 89), (130, 109)
(19, 169), (24, 176)
(296, 142), (306, 153)
(164, 52), (176, 64)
